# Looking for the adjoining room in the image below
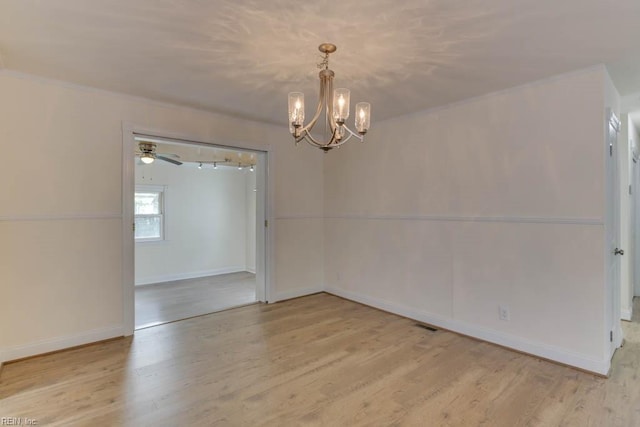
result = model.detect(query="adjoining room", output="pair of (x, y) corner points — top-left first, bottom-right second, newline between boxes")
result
(133, 139), (260, 329)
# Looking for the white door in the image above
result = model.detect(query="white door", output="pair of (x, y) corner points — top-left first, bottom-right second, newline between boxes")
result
(606, 109), (623, 356)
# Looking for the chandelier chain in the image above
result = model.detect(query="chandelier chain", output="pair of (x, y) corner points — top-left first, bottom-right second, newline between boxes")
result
(317, 52), (330, 70)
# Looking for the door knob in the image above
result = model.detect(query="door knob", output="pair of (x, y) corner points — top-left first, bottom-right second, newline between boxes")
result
(614, 248), (624, 256)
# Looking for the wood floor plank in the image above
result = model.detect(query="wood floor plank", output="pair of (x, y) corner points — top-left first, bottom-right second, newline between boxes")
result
(2, 293), (640, 426)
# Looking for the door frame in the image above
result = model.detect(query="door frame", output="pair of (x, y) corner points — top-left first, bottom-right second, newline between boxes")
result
(121, 122), (275, 336)
(635, 147), (640, 299)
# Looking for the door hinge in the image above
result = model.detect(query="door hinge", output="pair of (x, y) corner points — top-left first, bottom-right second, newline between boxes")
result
(630, 185), (633, 195)
(610, 330), (613, 342)
(265, 220), (268, 228)
(133, 223), (136, 232)
(610, 144), (613, 156)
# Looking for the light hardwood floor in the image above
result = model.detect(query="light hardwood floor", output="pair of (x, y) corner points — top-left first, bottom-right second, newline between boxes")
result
(1, 294), (640, 426)
(135, 271), (256, 329)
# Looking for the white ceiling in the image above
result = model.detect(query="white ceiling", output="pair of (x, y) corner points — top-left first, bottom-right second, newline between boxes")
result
(2, 0), (640, 125)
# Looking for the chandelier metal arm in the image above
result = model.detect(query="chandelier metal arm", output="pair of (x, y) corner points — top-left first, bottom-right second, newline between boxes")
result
(324, 72), (338, 136)
(295, 70), (344, 149)
(336, 125), (364, 144)
(296, 128), (337, 148)
(297, 73), (327, 136)
(299, 125), (362, 149)
(297, 70), (338, 138)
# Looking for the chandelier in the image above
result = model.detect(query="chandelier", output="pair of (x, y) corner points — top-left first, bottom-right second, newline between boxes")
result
(288, 43), (371, 152)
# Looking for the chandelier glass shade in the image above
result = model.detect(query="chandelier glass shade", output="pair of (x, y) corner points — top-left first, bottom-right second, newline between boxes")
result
(288, 43), (371, 151)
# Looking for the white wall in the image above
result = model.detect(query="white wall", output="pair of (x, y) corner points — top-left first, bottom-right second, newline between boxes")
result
(135, 161), (251, 285)
(0, 70), (324, 362)
(324, 66), (610, 374)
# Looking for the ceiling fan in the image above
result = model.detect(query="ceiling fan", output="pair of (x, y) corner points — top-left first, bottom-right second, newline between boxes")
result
(136, 142), (183, 165)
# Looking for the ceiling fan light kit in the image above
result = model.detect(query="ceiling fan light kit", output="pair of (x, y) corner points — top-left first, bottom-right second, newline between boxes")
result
(137, 141), (183, 165)
(288, 43), (371, 152)
(140, 152), (155, 164)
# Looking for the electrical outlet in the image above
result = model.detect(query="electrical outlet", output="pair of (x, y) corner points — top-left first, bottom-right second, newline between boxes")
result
(499, 305), (510, 321)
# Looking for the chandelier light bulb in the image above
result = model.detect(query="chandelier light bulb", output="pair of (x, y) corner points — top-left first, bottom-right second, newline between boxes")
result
(250, 165), (254, 172)
(213, 162), (217, 169)
(355, 102), (371, 135)
(238, 163), (242, 170)
(198, 162), (202, 169)
(333, 88), (350, 124)
(288, 92), (305, 133)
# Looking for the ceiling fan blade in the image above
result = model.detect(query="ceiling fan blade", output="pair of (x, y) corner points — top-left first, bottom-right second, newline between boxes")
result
(157, 155), (183, 165)
(156, 152), (180, 159)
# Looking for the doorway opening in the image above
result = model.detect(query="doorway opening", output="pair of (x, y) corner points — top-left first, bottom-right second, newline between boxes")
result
(122, 129), (271, 332)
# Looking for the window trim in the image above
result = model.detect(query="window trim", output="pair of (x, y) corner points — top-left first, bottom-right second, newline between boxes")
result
(134, 184), (167, 243)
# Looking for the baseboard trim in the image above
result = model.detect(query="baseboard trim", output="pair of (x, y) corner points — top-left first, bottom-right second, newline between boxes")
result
(0, 325), (124, 364)
(246, 268), (256, 274)
(271, 286), (324, 303)
(621, 307), (632, 321)
(135, 266), (246, 286)
(325, 286), (610, 376)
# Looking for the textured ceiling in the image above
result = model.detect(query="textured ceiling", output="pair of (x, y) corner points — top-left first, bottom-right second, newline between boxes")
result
(1, 0), (640, 125)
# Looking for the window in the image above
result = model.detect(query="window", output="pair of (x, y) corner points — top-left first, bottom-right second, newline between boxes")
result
(135, 185), (165, 242)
